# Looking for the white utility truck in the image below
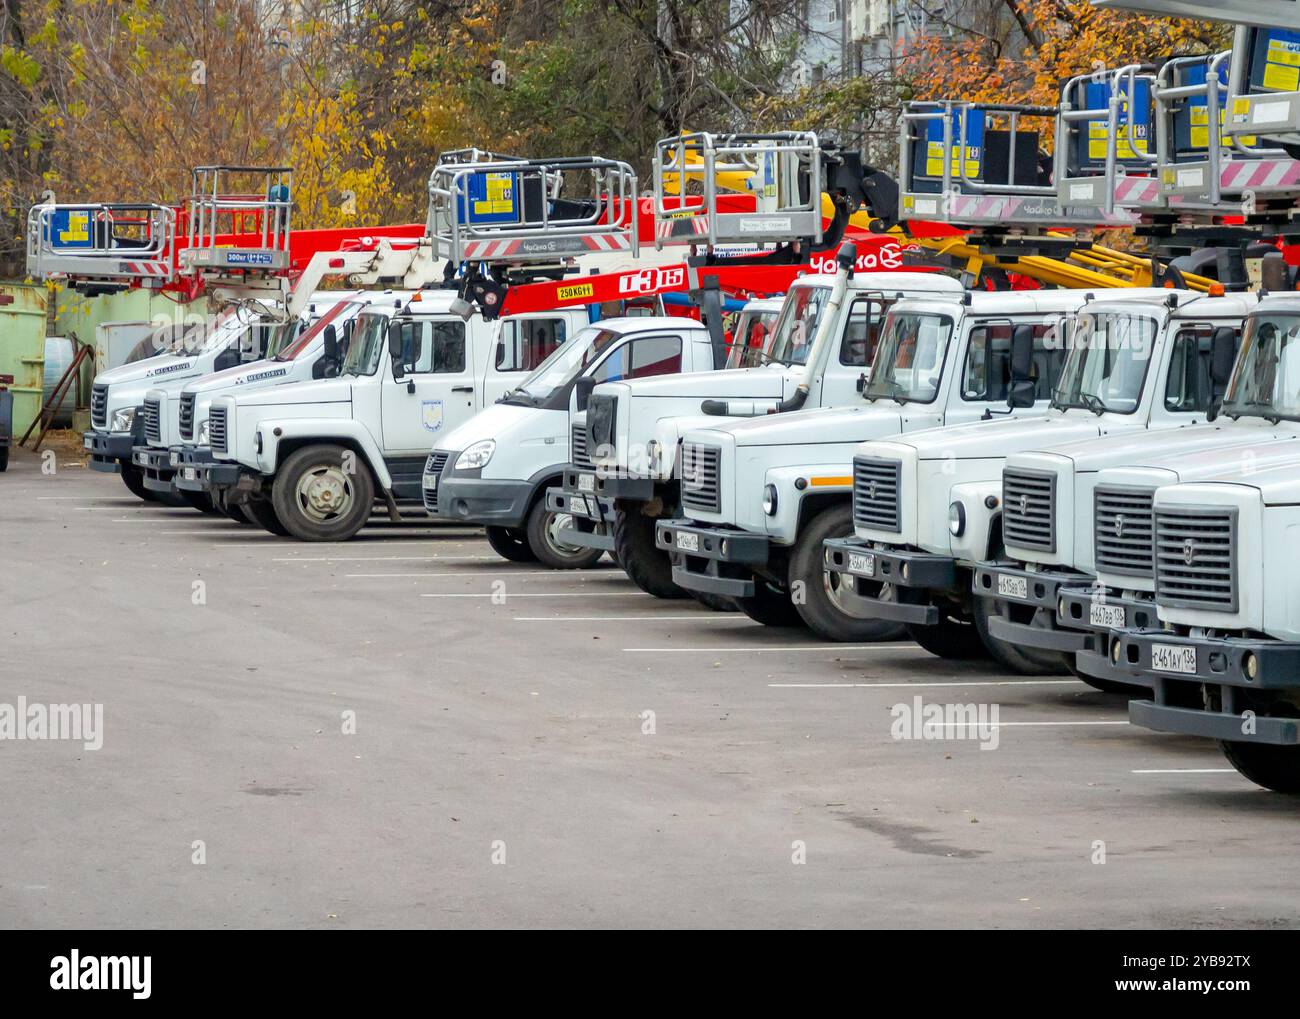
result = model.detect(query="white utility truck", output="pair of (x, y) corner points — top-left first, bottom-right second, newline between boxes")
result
(427, 303), (774, 568)
(822, 291), (1261, 673)
(552, 253), (964, 598)
(653, 288), (1089, 638)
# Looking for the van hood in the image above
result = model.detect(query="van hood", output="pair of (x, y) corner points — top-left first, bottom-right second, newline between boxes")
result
(437, 401), (563, 452)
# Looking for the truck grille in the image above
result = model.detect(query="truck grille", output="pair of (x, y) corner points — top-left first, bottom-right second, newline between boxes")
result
(571, 421), (591, 468)
(143, 396), (162, 443)
(209, 406), (228, 454)
(1002, 468), (1056, 553)
(179, 392), (196, 441)
(91, 384), (108, 428)
(1155, 507), (1237, 612)
(1094, 486), (1155, 577)
(422, 451), (450, 514)
(852, 457), (901, 533)
(680, 443), (721, 513)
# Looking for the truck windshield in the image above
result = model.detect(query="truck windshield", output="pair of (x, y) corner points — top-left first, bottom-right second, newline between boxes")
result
(765, 286), (829, 366)
(726, 309), (779, 369)
(502, 326), (619, 404)
(135, 321), (207, 360)
(863, 312), (953, 404)
(265, 319), (305, 359)
(340, 312), (390, 377)
(1222, 312), (1300, 422)
(1051, 312), (1157, 415)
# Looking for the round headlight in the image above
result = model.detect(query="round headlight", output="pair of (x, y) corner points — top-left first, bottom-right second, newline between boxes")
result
(456, 439), (496, 471)
(948, 500), (966, 537)
(762, 483), (778, 516)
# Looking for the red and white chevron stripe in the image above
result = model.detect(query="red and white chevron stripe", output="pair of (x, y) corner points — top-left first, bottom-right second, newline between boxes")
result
(1220, 158), (1300, 193)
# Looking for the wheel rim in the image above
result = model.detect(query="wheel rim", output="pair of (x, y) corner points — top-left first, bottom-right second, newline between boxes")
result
(544, 510), (587, 558)
(295, 464), (353, 522)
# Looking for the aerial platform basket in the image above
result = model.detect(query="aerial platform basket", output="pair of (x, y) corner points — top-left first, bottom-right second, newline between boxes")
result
(26, 203), (176, 286)
(650, 132), (827, 248)
(427, 155), (639, 265)
(1224, 26), (1300, 149)
(179, 165), (293, 275)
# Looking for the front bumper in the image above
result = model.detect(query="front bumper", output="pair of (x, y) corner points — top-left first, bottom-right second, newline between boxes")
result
(821, 536), (958, 626)
(172, 446), (220, 491)
(970, 563), (1093, 654)
(82, 428), (140, 473)
(434, 475), (534, 528)
(654, 519), (771, 598)
(130, 444), (178, 493)
(542, 467), (636, 552)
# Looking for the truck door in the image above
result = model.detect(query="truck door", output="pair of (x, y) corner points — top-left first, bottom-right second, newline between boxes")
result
(945, 318), (1068, 425)
(380, 316), (480, 455)
(816, 295), (889, 408)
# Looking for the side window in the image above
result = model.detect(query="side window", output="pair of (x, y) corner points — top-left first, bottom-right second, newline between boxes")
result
(495, 317), (567, 371)
(401, 320), (467, 375)
(839, 299), (884, 367)
(1163, 325), (1220, 412)
(591, 335), (683, 384)
(962, 323), (1064, 402)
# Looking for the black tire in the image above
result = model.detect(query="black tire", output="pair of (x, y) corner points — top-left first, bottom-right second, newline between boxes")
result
(524, 499), (605, 569)
(1066, 657), (1147, 696)
(613, 505), (684, 599)
(971, 593), (1071, 675)
(486, 525), (538, 563)
(0, 445), (8, 472)
(270, 444), (375, 542)
(241, 497), (291, 536)
(790, 504), (908, 642)
(691, 591), (741, 613)
(120, 463), (158, 502)
(179, 489), (218, 514)
(899, 588), (989, 660)
(213, 490), (252, 524)
(1219, 741), (1300, 794)
(734, 578), (804, 627)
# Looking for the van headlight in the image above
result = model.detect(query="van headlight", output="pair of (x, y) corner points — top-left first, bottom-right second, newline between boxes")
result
(196, 418), (209, 445)
(456, 439), (496, 470)
(110, 407), (136, 432)
(762, 483), (778, 516)
(948, 500), (966, 537)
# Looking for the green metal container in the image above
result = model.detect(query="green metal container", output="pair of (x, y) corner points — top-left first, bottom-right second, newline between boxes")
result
(0, 284), (50, 438)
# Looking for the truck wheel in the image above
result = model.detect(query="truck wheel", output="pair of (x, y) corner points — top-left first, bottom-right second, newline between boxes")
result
(1066, 658), (1146, 696)
(525, 500), (604, 569)
(971, 594), (1070, 675)
(120, 464), (158, 502)
(900, 589), (988, 659)
(271, 444), (374, 542)
(733, 580), (803, 627)
(613, 505), (684, 599)
(213, 491), (252, 524)
(486, 526), (538, 563)
(691, 591), (740, 613)
(1206, 687), (1300, 793)
(790, 504), (908, 642)
(241, 497), (291, 536)
(179, 489), (217, 514)
(0, 446), (8, 472)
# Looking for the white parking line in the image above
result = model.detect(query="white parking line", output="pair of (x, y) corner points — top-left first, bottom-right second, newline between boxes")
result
(1131, 768), (1238, 774)
(991, 721), (1129, 727)
(272, 555), (498, 562)
(421, 592), (645, 599)
(624, 644), (924, 653)
(769, 679), (1087, 688)
(514, 615), (747, 622)
(348, 571), (556, 578)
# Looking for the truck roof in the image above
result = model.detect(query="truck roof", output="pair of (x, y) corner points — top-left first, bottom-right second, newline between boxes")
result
(1085, 291), (1259, 319)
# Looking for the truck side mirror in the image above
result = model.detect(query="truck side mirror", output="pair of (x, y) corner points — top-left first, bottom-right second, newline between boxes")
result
(1206, 325), (1238, 421)
(314, 324), (339, 380)
(387, 321), (406, 378)
(1007, 379), (1037, 409)
(322, 324), (338, 365)
(1009, 324), (1035, 383)
(575, 375), (596, 411)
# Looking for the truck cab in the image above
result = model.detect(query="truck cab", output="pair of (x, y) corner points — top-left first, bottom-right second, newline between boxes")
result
(428, 314), (717, 568)
(653, 289), (1087, 641)
(83, 304), (274, 504)
(974, 296), (1300, 690)
(822, 290), (1249, 673)
(201, 289), (565, 540)
(550, 260), (965, 599)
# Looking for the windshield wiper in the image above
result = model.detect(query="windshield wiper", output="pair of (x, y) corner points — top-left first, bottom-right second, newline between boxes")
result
(1079, 393), (1107, 416)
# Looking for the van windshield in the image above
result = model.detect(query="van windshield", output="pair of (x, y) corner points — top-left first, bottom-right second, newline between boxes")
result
(764, 286), (828, 366)
(1051, 312), (1157, 415)
(1222, 312), (1300, 422)
(502, 326), (619, 404)
(863, 312), (953, 404)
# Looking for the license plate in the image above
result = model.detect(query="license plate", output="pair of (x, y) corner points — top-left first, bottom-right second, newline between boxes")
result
(169, 452), (179, 467)
(83, 437), (93, 450)
(1151, 643), (1197, 675)
(181, 467), (198, 482)
(676, 531), (699, 553)
(997, 574), (1028, 600)
(577, 473), (595, 493)
(1089, 603), (1126, 630)
(567, 493), (588, 515)
(422, 474), (437, 491)
(847, 552), (876, 577)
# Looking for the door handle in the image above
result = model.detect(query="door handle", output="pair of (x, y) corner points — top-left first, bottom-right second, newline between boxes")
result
(451, 386), (473, 393)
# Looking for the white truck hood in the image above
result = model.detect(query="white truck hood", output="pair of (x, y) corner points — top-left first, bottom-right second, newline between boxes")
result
(230, 377), (352, 409)
(700, 403), (906, 449)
